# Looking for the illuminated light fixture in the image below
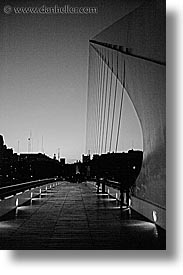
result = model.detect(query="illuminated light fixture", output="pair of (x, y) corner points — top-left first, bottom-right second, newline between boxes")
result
(123, 207), (130, 211)
(16, 198), (19, 207)
(40, 188), (41, 194)
(105, 198), (116, 201)
(0, 222), (12, 229)
(152, 210), (158, 222)
(133, 166), (136, 170)
(109, 206), (121, 209)
(30, 192), (33, 199)
(16, 192), (22, 196)
(45, 186), (47, 191)
(116, 193), (118, 199)
(50, 185), (51, 188)
(129, 198), (132, 206)
(108, 188), (109, 193)
(4, 195), (14, 200)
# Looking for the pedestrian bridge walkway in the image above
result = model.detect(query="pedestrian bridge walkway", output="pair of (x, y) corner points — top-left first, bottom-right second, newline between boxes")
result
(0, 181), (165, 249)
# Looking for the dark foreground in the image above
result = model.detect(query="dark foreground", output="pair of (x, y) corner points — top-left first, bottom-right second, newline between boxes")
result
(0, 181), (166, 250)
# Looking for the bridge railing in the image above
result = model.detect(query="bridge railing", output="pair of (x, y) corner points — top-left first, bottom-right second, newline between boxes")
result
(0, 178), (57, 200)
(105, 179), (121, 189)
(95, 178), (124, 189)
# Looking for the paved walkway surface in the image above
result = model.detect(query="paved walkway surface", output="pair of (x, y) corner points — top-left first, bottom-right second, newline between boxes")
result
(0, 181), (166, 250)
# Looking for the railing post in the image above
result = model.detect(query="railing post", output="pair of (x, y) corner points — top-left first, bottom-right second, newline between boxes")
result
(102, 178), (105, 193)
(120, 184), (125, 208)
(96, 178), (100, 193)
(126, 188), (130, 207)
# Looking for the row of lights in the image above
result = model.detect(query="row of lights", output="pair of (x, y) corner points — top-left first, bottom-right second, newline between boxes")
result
(106, 186), (158, 223)
(13, 181), (60, 208)
(93, 182), (158, 224)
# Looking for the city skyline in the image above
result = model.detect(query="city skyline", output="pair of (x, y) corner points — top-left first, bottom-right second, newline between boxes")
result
(0, 0), (143, 162)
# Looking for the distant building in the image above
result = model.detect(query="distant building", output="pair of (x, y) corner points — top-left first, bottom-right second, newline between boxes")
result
(19, 153), (50, 162)
(60, 158), (65, 166)
(0, 134), (16, 186)
(82, 154), (90, 163)
(0, 135), (4, 164)
(92, 154), (99, 161)
(0, 134), (63, 187)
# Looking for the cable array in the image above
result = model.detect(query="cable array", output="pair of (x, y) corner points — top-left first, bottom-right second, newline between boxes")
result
(86, 44), (126, 156)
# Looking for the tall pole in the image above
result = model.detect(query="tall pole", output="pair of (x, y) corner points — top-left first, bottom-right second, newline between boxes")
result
(41, 136), (44, 154)
(28, 130), (32, 153)
(28, 138), (31, 153)
(58, 148), (60, 161)
(17, 140), (20, 154)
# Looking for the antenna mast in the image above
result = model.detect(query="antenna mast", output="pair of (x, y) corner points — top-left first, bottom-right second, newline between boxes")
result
(41, 136), (44, 154)
(58, 148), (60, 161)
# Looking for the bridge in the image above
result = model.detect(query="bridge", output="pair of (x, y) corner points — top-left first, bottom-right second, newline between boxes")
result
(0, 179), (165, 249)
(0, 0), (165, 250)
(86, 0), (166, 230)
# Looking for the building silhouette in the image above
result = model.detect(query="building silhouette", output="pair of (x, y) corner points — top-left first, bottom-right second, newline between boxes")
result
(0, 134), (64, 187)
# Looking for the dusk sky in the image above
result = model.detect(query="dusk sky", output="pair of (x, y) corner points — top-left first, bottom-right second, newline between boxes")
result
(0, 0), (143, 162)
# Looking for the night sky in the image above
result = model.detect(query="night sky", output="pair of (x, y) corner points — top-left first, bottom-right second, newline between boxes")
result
(0, 0), (143, 162)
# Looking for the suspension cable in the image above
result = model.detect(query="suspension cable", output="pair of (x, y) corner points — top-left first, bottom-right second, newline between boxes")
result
(85, 45), (92, 154)
(109, 51), (118, 152)
(104, 50), (113, 152)
(115, 60), (126, 152)
(100, 49), (109, 154)
(94, 48), (101, 153)
(90, 49), (95, 154)
(93, 49), (98, 153)
(94, 48), (101, 154)
(98, 48), (107, 154)
(97, 48), (105, 154)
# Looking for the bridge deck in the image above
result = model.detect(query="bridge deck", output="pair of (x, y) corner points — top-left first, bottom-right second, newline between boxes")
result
(0, 181), (165, 249)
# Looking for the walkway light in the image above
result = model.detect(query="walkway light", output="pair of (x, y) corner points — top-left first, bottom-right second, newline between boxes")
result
(16, 198), (19, 207)
(152, 210), (158, 222)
